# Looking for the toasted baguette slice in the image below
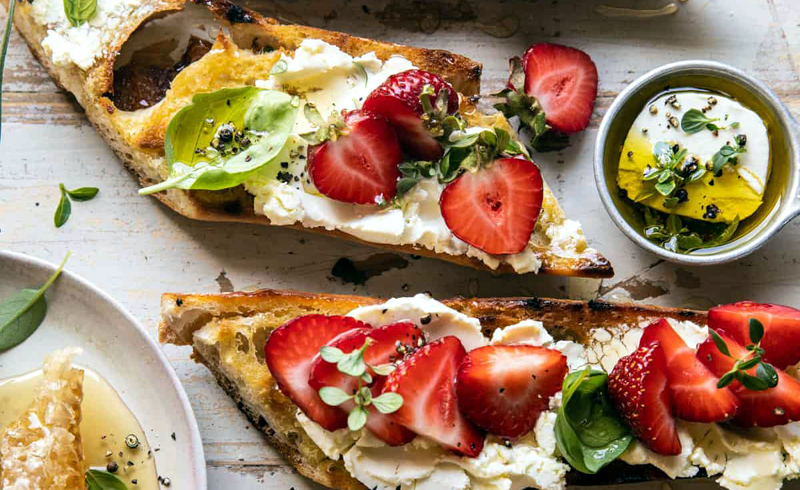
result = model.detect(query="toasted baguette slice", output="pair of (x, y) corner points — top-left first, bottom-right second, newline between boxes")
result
(1, 349), (85, 490)
(159, 288), (708, 489)
(4, 0), (612, 278)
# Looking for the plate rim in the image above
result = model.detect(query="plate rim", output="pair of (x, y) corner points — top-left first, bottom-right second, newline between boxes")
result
(0, 249), (208, 490)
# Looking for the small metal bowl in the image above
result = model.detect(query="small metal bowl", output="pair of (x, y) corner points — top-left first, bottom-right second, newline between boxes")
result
(594, 60), (800, 265)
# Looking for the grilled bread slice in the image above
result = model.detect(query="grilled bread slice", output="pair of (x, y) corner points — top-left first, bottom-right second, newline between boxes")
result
(3, 0), (612, 278)
(158, 288), (709, 489)
(0, 349), (85, 490)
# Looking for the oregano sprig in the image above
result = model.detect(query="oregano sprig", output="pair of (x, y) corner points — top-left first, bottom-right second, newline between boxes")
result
(711, 134), (747, 175)
(680, 108), (738, 135)
(317, 339), (404, 431)
(711, 318), (778, 391)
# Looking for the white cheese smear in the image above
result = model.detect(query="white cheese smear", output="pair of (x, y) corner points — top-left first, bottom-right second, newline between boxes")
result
(296, 295), (800, 490)
(245, 39), (590, 274)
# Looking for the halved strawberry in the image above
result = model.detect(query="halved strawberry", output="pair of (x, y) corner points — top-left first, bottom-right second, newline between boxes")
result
(709, 301), (800, 369)
(455, 345), (567, 438)
(697, 331), (800, 427)
(308, 109), (403, 205)
(362, 69), (458, 161)
(382, 336), (485, 457)
(608, 342), (681, 456)
(518, 43), (598, 134)
(440, 157), (543, 255)
(639, 319), (738, 423)
(264, 315), (371, 431)
(309, 322), (422, 446)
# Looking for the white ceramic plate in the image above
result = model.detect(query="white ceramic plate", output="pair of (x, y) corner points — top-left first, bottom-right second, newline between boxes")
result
(0, 250), (206, 489)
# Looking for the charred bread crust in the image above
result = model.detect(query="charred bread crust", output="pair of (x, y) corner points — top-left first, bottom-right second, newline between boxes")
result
(159, 288), (706, 489)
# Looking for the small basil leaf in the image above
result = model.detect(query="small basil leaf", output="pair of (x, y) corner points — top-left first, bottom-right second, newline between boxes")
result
(371, 392), (403, 414)
(749, 318), (764, 344)
(0, 253), (69, 351)
(319, 386), (352, 406)
(347, 406), (368, 431)
(86, 469), (128, 490)
(139, 88), (298, 195)
(63, 0), (97, 27)
(66, 186), (99, 201)
(680, 108), (718, 135)
(757, 362), (779, 388)
(710, 329), (732, 357)
(54, 185), (72, 228)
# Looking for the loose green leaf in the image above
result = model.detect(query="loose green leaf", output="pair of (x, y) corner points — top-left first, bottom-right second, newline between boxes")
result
(0, 0), (16, 143)
(139, 88), (299, 195)
(54, 184), (72, 228)
(86, 469), (128, 490)
(370, 363), (396, 376)
(0, 253), (69, 351)
(347, 406), (368, 431)
(756, 362), (778, 388)
(320, 346), (344, 363)
(270, 59), (288, 75)
(555, 369), (632, 474)
(319, 386), (352, 407)
(63, 0), (97, 27)
(65, 186), (99, 201)
(749, 318), (764, 344)
(371, 392), (403, 414)
(710, 329), (731, 357)
(680, 108), (718, 134)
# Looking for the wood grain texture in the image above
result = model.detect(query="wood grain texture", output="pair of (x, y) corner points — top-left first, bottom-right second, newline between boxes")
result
(1, 0), (800, 488)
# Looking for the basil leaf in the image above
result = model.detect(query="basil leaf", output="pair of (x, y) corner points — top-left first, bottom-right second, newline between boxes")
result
(555, 369), (632, 474)
(66, 186), (99, 201)
(63, 0), (97, 27)
(681, 108), (718, 135)
(0, 0), (16, 143)
(139, 88), (298, 195)
(749, 318), (764, 344)
(54, 184), (72, 228)
(86, 469), (128, 490)
(0, 253), (69, 351)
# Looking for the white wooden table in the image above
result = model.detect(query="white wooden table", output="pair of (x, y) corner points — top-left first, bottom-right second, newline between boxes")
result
(1, 0), (799, 487)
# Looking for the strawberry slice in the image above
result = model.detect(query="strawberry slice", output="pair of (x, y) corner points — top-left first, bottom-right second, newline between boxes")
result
(308, 109), (403, 205)
(455, 345), (567, 438)
(697, 330), (800, 427)
(639, 319), (738, 423)
(362, 69), (458, 161)
(608, 342), (681, 456)
(519, 43), (598, 134)
(382, 336), (485, 457)
(440, 157), (543, 255)
(709, 301), (800, 369)
(264, 314), (370, 431)
(309, 322), (422, 446)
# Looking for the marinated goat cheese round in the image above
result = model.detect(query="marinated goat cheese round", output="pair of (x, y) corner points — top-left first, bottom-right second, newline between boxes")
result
(617, 90), (770, 253)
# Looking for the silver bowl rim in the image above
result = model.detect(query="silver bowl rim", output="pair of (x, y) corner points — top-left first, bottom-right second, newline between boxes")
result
(594, 59), (800, 266)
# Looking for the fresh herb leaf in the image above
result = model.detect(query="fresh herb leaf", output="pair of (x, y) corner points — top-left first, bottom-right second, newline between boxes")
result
(85, 469), (128, 490)
(352, 62), (368, 88)
(371, 392), (403, 414)
(711, 139), (746, 174)
(0, 252), (69, 351)
(320, 346), (345, 363)
(713, 318), (779, 391)
(348, 406), (368, 431)
(54, 184), (72, 228)
(555, 369), (632, 474)
(139, 88), (299, 195)
(370, 363), (396, 376)
(65, 186), (99, 201)
(269, 59), (287, 75)
(681, 108), (717, 134)
(63, 0), (97, 27)
(319, 386), (352, 406)
(0, 0), (16, 143)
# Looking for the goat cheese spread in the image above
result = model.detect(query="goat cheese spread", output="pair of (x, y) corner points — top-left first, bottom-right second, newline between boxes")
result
(296, 296), (800, 490)
(31, 0), (149, 69)
(244, 39), (589, 274)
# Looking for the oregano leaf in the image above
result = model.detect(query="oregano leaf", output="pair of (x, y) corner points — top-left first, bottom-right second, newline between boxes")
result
(371, 392), (403, 414)
(318, 386), (352, 407)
